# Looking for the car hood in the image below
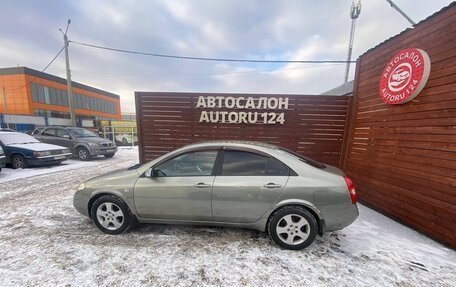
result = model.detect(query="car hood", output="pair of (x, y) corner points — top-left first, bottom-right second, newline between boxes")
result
(75, 137), (114, 144)
(8, 142), (67, 152)
(85, 167), (139, 188)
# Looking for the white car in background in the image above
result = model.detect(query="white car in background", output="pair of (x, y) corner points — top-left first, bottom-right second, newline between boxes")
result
(115, 134), (138, 145)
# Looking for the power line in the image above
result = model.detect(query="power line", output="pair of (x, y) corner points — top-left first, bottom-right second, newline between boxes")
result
(69, 40), (356, 64)
(72, 63), (345, 78)
(4, 46), (65, 91)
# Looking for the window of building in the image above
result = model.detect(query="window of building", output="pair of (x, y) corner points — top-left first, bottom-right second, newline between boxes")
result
(31, 83), (38, 102)
(37, 85), (45, 103)
(61, 90), (68, 106)
(30, 83), (117, 115)
(49, 88), (57, 105)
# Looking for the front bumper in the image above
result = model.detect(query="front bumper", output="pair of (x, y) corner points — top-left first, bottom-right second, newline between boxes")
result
(90, 147), (117, 156)
(0, 155), (6, 168)
(73, 189), (90, 217)
(27, 153), (72, 166)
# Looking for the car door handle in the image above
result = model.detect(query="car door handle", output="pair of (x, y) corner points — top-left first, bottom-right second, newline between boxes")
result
(263, 183), (282, 189)
(194, 182), (211, 188)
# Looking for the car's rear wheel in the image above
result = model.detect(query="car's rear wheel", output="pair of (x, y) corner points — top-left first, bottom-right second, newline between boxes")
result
(268, 205), (318, 250)
(11, 154), (28, 169)
(91, 195), (133, 235)
(76, 147), (91, 161)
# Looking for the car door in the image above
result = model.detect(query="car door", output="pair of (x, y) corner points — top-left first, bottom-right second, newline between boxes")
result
(134, 149), (219, 221)
(55, 129), (75, 151)
(212, 149), (290, 223)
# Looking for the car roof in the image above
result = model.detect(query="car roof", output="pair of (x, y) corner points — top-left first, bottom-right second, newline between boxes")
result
(183, 140), (280, 150)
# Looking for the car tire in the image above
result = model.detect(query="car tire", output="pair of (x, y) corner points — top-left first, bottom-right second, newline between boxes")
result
(268, 205), (318, 250)
(11, 154), (29, 169)
(76, 147), (91, 161)
(91, 195), (133, 235)
(104, 154), (115, 158)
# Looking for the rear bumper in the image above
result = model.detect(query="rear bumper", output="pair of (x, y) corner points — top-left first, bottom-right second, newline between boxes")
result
(321, 203), (359, 232)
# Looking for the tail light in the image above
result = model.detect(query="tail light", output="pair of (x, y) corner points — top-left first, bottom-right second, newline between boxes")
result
(344, 176), (357, 204)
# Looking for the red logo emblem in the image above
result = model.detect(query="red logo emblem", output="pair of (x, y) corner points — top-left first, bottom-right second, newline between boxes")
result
(379, 48), (431, 104)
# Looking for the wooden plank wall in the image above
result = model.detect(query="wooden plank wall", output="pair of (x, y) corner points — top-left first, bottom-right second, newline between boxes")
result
(135, 92), (352, 168)
(344, 5), (456, 247)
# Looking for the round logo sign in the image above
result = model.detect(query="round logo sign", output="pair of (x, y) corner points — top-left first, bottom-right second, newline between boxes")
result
(379, 48), (431, 105)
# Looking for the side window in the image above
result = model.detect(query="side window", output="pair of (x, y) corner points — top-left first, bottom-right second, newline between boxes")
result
(154, 150), (218, 177)
(221, 150), (289, 176)
(57, 129), (70, 138)
(42, 129), (57, 137)
(32, 128), (43, 135)
(266, 157), (290, 176)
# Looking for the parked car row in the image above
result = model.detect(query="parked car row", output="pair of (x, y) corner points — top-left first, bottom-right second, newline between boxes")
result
(0, 126), (117, 171)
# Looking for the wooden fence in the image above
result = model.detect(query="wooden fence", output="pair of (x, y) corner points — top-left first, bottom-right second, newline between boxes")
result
(344, 4), (456, 247)
(135, 92), (352, 167)
(135, 3), (456, 248)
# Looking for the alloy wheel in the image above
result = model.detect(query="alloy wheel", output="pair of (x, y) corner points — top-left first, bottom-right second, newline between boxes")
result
(96, 202), (125, 230)
(275, 214), (310, 245)
(78, 148), (88, 160)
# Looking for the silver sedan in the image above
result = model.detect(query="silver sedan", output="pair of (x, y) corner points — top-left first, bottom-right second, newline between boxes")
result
(73, 141), (358, 250)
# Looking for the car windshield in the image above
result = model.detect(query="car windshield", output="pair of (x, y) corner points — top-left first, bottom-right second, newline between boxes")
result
(0, 133), (40, 145)
(279, 148), (326, 169)
(67, 128), (98, 138)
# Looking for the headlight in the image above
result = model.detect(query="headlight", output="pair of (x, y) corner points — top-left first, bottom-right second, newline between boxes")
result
(62, 149), (70, 154)
(88, 143), (99, 148)
(77, 182), (85, 191)
(33, 151), (51, 157)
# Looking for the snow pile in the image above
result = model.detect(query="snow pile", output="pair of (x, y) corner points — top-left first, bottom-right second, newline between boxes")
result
(0, 146), (454, 286)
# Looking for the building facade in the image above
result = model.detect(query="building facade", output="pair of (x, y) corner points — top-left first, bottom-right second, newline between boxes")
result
(0, 67), (121, 123)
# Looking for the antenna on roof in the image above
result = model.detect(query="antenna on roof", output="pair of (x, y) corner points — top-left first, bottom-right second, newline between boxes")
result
(344, 0), (361, 83)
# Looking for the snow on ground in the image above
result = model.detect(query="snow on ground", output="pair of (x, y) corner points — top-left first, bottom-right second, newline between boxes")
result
(0, 147), (455, 286)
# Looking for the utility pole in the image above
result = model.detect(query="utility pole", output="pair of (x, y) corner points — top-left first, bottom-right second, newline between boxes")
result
(385, 0), (416, 25)
(60, 19), (76, 126)
(344, 0), (361, 83)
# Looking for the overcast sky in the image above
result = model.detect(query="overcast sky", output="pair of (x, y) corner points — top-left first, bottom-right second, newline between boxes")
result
(0, 0), (452, 113)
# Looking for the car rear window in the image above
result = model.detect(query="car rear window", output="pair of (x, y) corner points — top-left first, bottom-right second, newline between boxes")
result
(279, 148), (326, 169)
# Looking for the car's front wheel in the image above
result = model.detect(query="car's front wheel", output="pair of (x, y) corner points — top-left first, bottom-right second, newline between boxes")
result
(11, 154), (28, 169)
(76, 147), (91, 161)
(91, 195), (133, 235)
(268, 205), (318, 250)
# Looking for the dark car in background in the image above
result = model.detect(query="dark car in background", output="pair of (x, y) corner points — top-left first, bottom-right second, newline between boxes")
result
(0, 131), (72, 169)
(0, 145), (6, 172)
(33, 126), (117, 161)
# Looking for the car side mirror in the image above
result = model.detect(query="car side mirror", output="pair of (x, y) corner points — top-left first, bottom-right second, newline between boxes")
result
(145, 168), (155, 178)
